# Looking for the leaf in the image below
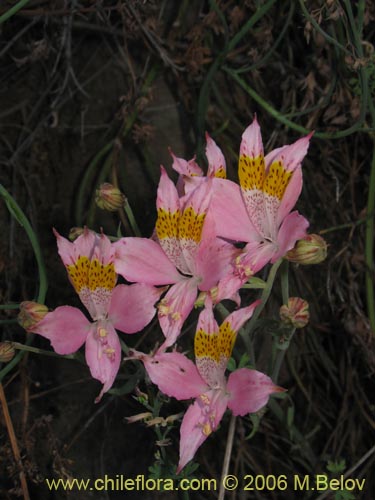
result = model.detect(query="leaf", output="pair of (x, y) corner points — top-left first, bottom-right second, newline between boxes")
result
(327, 458), (346, 473)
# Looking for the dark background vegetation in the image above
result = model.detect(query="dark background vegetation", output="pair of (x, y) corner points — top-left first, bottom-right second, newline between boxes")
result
(1, 1), (374, 498)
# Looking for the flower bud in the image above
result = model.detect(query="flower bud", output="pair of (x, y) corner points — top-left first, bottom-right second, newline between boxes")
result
(280, 297), (309, 329)
(68, 227), (84, 241)
(18, 301), (48, 330)
(95, 183), (125, 211)
(0, 342), (15, 363)
(286, 234), (327, 265)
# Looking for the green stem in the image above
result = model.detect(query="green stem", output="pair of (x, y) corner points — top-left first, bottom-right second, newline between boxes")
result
(123, 199), (141, 237)
(12, 342), (75, 359)
(224, 68), (367, 139)
(0, 184), (48, 382)
(280, 260), (289, 305)
(271, 330), (295, 382)
(0, 185), (47, 303)
(0, 304), (20, 310)
(0, 0), (30, 24)
(239, 259), (283, 359)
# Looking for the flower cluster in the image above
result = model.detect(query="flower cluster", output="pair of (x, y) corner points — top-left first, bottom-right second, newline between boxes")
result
(20, 117), (325, 472)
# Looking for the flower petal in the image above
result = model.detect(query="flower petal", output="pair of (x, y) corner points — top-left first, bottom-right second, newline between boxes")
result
(276, 167), (302, 226)
(178, 179), (213, 270)
(205, 133), (226, 178)
(54, 227), (96, 266)
(158, 278), (198, 349)
(211, 178), (260, 243)
(109, 283), (162, 333)
(85, 321), (121, 403)
(30, 306), (89, 354)
(264, 133), (312, 173)
(177, 389), (228, 473)
(239, 115), (264, 159)
(225, 299), (261, 332)
(170, 149), (203, 178)
(272, 211), (309, 262)
(141, 351), (207, 400)
(114, 237), (182, 285)
(155, 167), (189, 273)
(227, 368), (282, 416)
(194, 210), (238, 291)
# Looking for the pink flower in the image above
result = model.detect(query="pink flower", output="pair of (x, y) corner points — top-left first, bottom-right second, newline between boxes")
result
(211, 117), (312, 276)
(114, 168), (238, 349)
(28, 229), (162, 402)
(133, 301), (282, 472)
(170, 132), (226, 195)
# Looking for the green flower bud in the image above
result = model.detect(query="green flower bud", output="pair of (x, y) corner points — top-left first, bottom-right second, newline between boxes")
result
(286, 234), (327, 265)
(95, 183), (125, 211)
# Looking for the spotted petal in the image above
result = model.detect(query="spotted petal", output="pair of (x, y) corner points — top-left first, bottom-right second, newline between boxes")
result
(155, 167), (188, 273)
(158, 278), (198, 349)
(177, 389), (229, 473)
(85, 320), (121, 403)
(205, 133), (226, 179)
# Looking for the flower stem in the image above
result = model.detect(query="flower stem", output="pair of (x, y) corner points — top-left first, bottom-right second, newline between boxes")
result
(12, 342), (76, 359)
(239, 259), (283, 363)
(218, 414), (236, 500)
(0, 184), (48, 382)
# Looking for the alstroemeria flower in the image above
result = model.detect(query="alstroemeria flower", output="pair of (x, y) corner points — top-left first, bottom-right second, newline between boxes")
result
(171, 132), (226, 196)
(27, 229), (162, 402)
(134, 301), (282, 472)
(114, 168), (238, 349)
(211, 116), (312, 277)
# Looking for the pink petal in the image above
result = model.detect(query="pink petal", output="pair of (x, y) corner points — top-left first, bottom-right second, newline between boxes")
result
(177, 389), (229, 473)
(142, 351), (207, 399)
(239, 116), (264, 159)
(170, 149), (203, 178)
(54, 227), (96, 266)
(272, 211), (309, 262)
(177, 180), (214, 271)
(30, 306), (89, 354)
(196, 304), (218, 335)
(227, 368), (282, 416)
(85, 321), (121, 402)
(194, 211), (238, 291)
(92, 232), (115, 265)
(242, 240), (276, 272)
(182, 176), (212, 218)
(194, 306), (224, 387)
(264, 133), (312, 173)
(276, 167), (302, 226)
(158, 278), (198, 349)
(109, 283), (162, 333)
(214, 241), (272, 301)
(214, 273), (242, 305)
(211, 179), (260, 243)
(205, 133), (226, 178)
(114, 237), (182, 285)
(225, 300), (261, 332)
(156, 165), (180, 213)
